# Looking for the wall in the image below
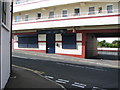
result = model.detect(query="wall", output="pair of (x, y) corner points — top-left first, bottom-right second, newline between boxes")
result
(1, 27), (10, 89)
(86, 33), (97, 58)
(55, 33), (82, 55)
(13, 2), (118, 22)
(38, 34), (46, 51)
(14, 33), (83, 55)
(13, 0), (119, 13)
(0, 2), (12, 89)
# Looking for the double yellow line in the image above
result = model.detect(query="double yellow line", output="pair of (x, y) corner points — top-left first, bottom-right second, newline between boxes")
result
(12, 64), (45, 75)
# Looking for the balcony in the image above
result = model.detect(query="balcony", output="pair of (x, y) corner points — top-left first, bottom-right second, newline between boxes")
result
(12, 9), (119, 30)
(13, 0), (119, 13)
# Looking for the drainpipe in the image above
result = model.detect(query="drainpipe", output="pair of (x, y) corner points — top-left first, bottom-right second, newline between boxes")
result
(10, 0), (13, 77)
(0, 1), (1, 89)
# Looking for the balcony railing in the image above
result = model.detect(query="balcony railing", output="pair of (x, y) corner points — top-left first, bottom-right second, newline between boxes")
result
(13, 9), (119, 23)
(15, 0), (34, 4)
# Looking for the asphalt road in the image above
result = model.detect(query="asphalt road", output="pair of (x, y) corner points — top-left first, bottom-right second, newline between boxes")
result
(12, 53), (119, 90)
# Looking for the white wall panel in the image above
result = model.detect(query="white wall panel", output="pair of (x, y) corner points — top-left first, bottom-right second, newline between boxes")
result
(38, 34), (46, 50)
(55, 33), (82, 55)
(1, 27), (10, 89)
(13, 14), (119, 30)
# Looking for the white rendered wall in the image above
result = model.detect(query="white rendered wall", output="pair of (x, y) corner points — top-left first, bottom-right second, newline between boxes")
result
(13, 35), (19, 49)
(1, 27), (10, 89)
(1, 2), (11, 89)
(13, 0), (120, 13)
(55, 33), (82, 55)
(13, 2), (119, 31)
(13, 2), (118, 22)
(38, 34), (46, 50)
(13, 14), (119, 30)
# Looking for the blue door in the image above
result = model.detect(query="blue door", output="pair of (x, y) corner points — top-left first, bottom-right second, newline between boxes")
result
(46, 34), (55, 53)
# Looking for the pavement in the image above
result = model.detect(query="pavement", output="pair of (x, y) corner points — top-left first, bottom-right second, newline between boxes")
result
(5, 65), (65, 89)
(13, 49), (120, 69)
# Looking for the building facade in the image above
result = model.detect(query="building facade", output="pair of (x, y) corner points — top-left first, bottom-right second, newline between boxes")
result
(0, 1), (12, 89)
(12, 0), (120, 58)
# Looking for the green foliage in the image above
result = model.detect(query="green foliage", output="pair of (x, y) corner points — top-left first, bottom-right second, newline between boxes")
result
(97, 40), (119, 48)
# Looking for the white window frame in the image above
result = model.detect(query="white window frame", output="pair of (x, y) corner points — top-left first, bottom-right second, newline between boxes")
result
(25, 14), (29, 21)
(98, 6), (102, 13)
(49, 10), (54, 18)
(16, 16), (21, 22)
(106, 4), (113, 13)
(74, 8), (80, 16)
(62, 9), (68, 17)
(88, 6), (95, 15)
(37, 12), (42, 19)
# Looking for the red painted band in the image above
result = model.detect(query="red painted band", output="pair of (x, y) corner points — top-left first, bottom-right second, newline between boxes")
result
(56, 53), (83, 58)
(14, 32), (36, 35)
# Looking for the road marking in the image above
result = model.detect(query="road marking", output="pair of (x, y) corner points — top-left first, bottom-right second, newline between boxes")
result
(12, 64), (45, 75)
(92, 86), (101, 90)
(56, 79), (69, 84)
(45, 76), (54, 79)
(57, 63), (106, 71)
(72, 82), (86, 88)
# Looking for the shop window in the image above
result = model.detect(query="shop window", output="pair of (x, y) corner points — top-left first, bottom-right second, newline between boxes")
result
(62, 10), (67, 17)
(88, 7), (95, 15)
(107, 5), (113, 13)
(18, 34), (38, 48)
(62, 33), (76, 49)
(49, 11), (54, 18)
(74, 8), (80, 16)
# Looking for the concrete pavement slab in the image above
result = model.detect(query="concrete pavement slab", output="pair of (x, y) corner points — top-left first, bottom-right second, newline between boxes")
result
(5, 66), (65, 89)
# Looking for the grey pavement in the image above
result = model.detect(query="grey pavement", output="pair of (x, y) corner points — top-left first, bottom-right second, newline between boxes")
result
(12, 50), (120, 69)
(5, 66), (65, 89)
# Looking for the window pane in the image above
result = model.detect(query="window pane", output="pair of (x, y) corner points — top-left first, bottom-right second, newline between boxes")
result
(37, 13), (41, 19)
(49, 11), (54, 18)
(62, 10), (67, 17)
(89, 7), (95, 15)
(16, 0), (21, 4)
(62, 33), (76, 49)
(107, 5), (113, 13)
(18, 35), (38, 48)
(25, 15), (29, 21)
(74, 8), (80, 15)
(16, 16), (20, 22)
